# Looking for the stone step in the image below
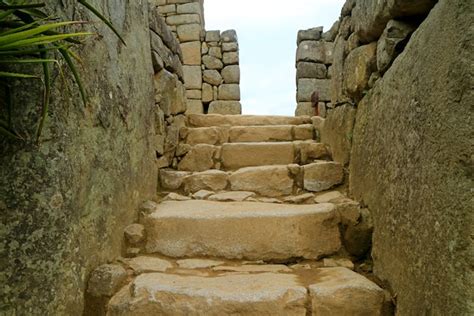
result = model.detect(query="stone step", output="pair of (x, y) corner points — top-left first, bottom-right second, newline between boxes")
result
(180, 124), (315, 145)
(143, 200), (341, 260)
(160, 162), (344, 197)
(103, 257), (387, 316)
(187, 113), (312, 127)
(177, 141), (332, 171)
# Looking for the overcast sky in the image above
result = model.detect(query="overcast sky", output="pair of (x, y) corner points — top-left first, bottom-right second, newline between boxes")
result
(205, 0), (345, 115)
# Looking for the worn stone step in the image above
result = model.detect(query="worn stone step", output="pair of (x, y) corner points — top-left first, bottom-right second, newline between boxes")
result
(181, 124), (315, 145)
(143, 200), (341, 260)
(104, 257), (387, 316)
(176, 141), (331, 172)
(187, 113), (312, 127)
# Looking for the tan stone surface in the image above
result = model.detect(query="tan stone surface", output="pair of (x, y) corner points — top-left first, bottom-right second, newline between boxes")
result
(166, 14), (200, 26)
(314, 191), (345, 203)
(202, 83), (213, 102)
(293, 124), (314, 140)
(187, 114), (311, 127)
(297, 142), (329, 164)
(295, 102), (314, 117)
(126, 256), (173, 274)
(192, 190), (214, 200)
(176, 259), (225, 269)
(185, 127), (229, 145)
(221, 65), (240, 83)
(223, 51), (239, 65)
(159, 169), (190, 190)
(218, 84), (240, 100)
(108, 272), (307, 315)
(178, 144), (216, 172)
(309, 267), (385, 315)
(229, 125), (293, 143)
(303, 161), (344, 192)
(202, 55), (224, 70)
(208, 101), (242, 115)
(283, 193), (314, 204)
(202, 69), (223, 85)
(208, 191), (256, 202)
(297, 78), (331, 102)
(162, 193), (191, 201)
(343, 43), (377, 101)
(124, 224), (145, 245)
(213, 265), (291, 273)
(229, 165), (294, 197)
(186, 89), (201, 100)
(185, 99), (203, 114)
(183, 170), (228, 193)
(323, 258), (354, 270)
(182, 65), (202, 89)
(180, 41), (201, 65)
(144, 200), (340, 260)
(221, 142), (295, 170)
(177, 24), (201, 42)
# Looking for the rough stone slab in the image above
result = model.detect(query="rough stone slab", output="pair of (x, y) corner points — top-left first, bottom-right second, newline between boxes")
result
(159, 169), (190, 190)
(208, 191), (256, 202)
(185, 99), (203, 114)
(297, 27), (323, 45)
(223, 52), (239, 65)
(221, 29), (238, 42)
(208, 101), (242, 115)
(187, 114), (312, 127)
(202, 69), (223, 85)
(202, 55), (223, 70)
(314, 191), (345, 203)
(202, 83), (213, 102)
(205, 30), (220, 42)
(178, 144), (216, 171)
(108, 272), (307, 315)
(221, 142), (295, 170)
(213, 265), (291, 273)
(343, 43), (377, 101)
(166, 14), (201, 26)
(192, 190), (214, 200)
(309, 267), (385, 315)
(297, 141), (328, 164)
(184, 127), (229, 145)
(176, 2), (201, 14)
(126, 256), (173, 274)
(229, 165), (294, 197)
(176, 259), (224, 269)
(304, 161), (344, 192)
(183, 170), (229, 194)
(144, 200), (340, 260)
(293, 124), (314, 140)
(295, 102), (315, 117)
(186, 89), (201, 100)
(229, 125), (293, 143)
(177, 24), (201, 42)
(87, 264), (127, 297)
(296, 62), (327, 79)
(221, 65), (240, 83)
(222, 42), (239, 52)
(124, 224), (145, 245)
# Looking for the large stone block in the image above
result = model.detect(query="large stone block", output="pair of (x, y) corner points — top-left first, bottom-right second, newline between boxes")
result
(159, 169), (190, 190)
(330, 36), (349, 105)
(297, 27), (323, 45)
(229, 126), (293, 143)
(221, 29), (238, 42)
(229, 166), (294, 197)
(222, 42), (239, 52)
(202, 55), (224, 70)
(221, 65), (240, 83)
(108, 272), (308, 315)
(295, 102), (314, 117)
(177, 24), (201, 43)
(205, 30), (220, 42)
(309, 268), (385, 315)
(296, 41), (334, 65)
(185, 127), (229, 145)
(178, 144), (216, 171)
(222, 52), (239, 65)
(221, 142), (295, 170)
(183, 170), (229, 193)
(180, 41), (201, 65)
(202, 83), (213, 102)
(154, 69), (186, 115)
(218, 84), (240, 100)
(343, 43), (377, 101)
(296, 62), (327, 79)
(166, 14), (201, 26)
(297, 79), (331, 102)
(208, 101), (242, 115)
(144, 200), (341, 260)
(303, 161), (344, 192)
(187, 114), (312, 127)
(202, 69), (223, 85)
(183, 65), (202, 89)
(176, 2), (201, 14)
(185, 99), (203, 114)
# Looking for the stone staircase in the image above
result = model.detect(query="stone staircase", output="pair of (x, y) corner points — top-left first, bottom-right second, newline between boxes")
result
(87, 114), (392, 315)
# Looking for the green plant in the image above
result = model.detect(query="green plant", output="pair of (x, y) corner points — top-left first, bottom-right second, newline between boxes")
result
(0, 0), (125, 142)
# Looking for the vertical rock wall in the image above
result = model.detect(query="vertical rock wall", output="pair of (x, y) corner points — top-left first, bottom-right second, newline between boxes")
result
(0, 1), (186, 315)
(155, 0), (241, 115)
(297, 0), (473, 314)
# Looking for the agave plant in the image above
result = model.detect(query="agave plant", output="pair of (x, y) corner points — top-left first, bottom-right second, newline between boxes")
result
(0, 0), (125, 142)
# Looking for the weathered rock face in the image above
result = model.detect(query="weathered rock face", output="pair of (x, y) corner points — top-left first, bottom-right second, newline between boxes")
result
(349, 0), (474, 314)
(0, 2), (158, 315)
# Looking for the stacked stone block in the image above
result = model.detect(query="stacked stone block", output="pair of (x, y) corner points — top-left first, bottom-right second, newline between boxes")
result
(149, 5), (188, 170)
(154, 0), (241, 115)
(295, 27), (335, 118)
(202, 30), (241, 115)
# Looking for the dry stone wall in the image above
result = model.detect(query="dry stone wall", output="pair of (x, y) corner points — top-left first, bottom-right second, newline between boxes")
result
(295, 26), (337, 117)
(154, 0), (241, 115)
(296, 0), (473, 315)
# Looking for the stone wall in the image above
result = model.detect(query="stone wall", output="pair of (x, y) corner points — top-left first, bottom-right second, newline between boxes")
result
(295, 26), (337, 117)
(0, 1), (185, 315)
(299, 0), (473, 314)
(155, 0), (241, 115)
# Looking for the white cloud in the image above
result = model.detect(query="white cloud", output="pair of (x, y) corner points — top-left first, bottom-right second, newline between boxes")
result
(204, 0), (345, 115)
